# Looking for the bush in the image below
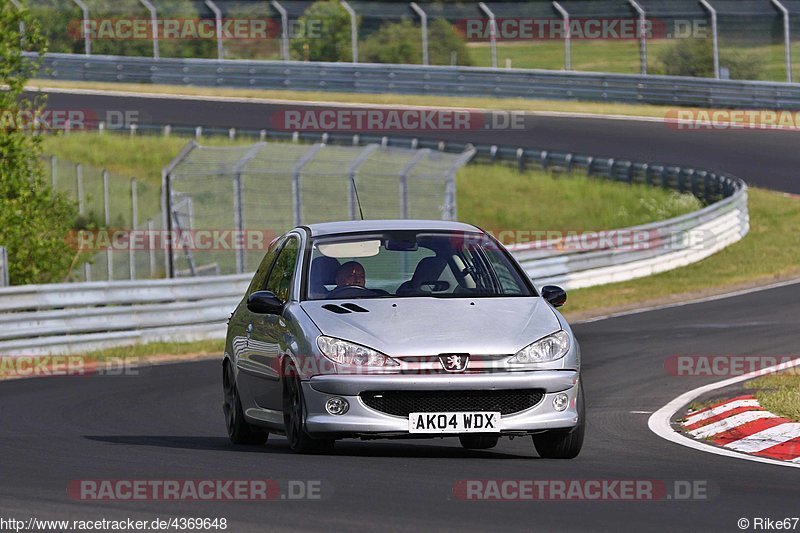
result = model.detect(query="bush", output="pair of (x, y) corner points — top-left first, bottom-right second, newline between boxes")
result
(360, 18), (473, 66)
(291, 0), (354, 62)
(0, 3), (80, 285)
(656, 38), (762, 80)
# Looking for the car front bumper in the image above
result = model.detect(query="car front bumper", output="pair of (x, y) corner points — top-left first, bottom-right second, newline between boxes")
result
(302, 370), (580, 437)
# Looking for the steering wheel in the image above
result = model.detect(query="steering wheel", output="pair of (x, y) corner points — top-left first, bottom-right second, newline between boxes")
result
(326, 285), (375, 299)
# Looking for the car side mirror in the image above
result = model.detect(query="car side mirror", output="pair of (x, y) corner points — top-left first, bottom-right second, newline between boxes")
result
(541, 285), (567, 307)
(247, 290), (284, 315)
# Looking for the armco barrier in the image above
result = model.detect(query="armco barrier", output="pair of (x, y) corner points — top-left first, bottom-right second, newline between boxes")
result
(32, 52), (800, 109)
(1, 126), (748, 356)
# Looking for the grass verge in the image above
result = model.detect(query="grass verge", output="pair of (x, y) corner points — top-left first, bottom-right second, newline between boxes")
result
(745, 372), (800, 422)
(31, 79), (702, 120)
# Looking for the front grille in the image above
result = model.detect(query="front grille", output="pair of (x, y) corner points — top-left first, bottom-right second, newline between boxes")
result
(360, 389), (545, 417)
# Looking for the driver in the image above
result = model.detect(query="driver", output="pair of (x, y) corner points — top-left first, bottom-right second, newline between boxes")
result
(335, 261), (366, 288)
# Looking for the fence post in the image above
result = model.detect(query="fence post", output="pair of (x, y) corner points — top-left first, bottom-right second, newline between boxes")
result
(628, 0), (648, 75)
(291, 144), (324, 226)
(399, 149), (429, 219)
(204, 0), (224, 60)
(51, 155), (57, 189)
(70, 0), (91, 55)
(130, 178), (138, 280)
(138, 0), (160, 59)
(552, 2), (571, 71)
(0, 247), (8, 287)
(271, 0), (290, 61)
(147, 218), (156, 278)
(699, 0), (720, 79)
(478, 3), (498, 68)
(409, 3), (429, 65)
(76, 164), (84, 215)
(771, 0), (792, 82)
(103, 170), (113, 280)
(340, 0), (359, 63)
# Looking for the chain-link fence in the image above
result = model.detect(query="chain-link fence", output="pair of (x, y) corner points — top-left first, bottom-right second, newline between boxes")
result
(44, 155), (166, 282)
(17, 0), (800, 81)
(165, 141), (474, 277)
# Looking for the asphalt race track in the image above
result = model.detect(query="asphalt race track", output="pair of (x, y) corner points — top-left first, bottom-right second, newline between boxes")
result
(35, 89), (800, 193)
(2, 283), (799, 531)
(1, 89), (798, 531)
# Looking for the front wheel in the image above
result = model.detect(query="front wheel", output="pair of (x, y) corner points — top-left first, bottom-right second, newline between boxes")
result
(283, 362), (335, 454)
(223, 361), (268, 445)
(532, 383), (585, 459)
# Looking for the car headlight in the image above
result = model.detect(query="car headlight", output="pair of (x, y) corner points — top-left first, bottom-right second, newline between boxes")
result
(317, 336), (399, 367)
(508, 331), (570, 364)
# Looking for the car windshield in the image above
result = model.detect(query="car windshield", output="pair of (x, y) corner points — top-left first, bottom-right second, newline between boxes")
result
(304, 231), (533, 300)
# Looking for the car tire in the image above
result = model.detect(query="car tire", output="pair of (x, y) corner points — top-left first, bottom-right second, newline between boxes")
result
(223, 361), (268, 445)
(283, 362), (335, 455)
(458, 435), (500, 450)
(532, 382), (585, 459)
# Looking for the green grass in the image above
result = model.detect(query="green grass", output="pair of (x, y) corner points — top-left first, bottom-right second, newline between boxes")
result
(42, 132), (701, 237)
(566, 188), (800, 316)
(745, 372), (800, 422)
(470, 40), (800, 82)
(77, 339), (225, 361)
(30, 79), (710, 120)
(457, 163), (700, 235)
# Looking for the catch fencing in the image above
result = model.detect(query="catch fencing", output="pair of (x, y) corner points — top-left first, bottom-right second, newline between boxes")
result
(163, 141), (474, 277)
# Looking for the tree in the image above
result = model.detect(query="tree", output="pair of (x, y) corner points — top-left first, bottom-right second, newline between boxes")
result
(360, 19), (473, 66)
(0, 3), (79, 285)
(291, 0), (354, 62)
(656, 38), (762, 80)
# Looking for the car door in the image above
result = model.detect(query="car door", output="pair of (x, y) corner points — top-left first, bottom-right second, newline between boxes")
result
(233, 236), (284, 405)
(249, 235), (301, 411)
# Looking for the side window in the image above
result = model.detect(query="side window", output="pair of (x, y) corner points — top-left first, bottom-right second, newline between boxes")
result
(265, 237), (300, 303)
(247, 237), (284, 295)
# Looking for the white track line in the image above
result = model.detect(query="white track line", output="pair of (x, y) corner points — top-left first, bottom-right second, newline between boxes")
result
(688, 411), (778, 439)
(725, 424), (800, 453)
(683, 398), (761, 427)
(648, 357), (800, 469)
(577, 277), (800, 324)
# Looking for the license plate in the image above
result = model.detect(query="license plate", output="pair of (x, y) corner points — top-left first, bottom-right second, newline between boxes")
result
(408, 411), (501, 434)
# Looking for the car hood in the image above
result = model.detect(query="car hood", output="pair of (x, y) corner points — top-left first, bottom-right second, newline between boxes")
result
(300, 297), (561, 357)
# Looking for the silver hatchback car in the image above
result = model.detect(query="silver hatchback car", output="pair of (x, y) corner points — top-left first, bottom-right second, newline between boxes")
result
(222, 220), (584, 458)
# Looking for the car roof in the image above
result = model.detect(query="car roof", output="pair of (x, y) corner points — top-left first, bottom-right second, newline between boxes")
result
(302, 219), (482, 237)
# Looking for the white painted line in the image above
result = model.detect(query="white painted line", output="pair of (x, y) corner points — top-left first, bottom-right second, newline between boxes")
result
(648, 357), (800, 469)
(683, 399), (761, 427)
(688, 411), (777, 439)
(792, 457), (800, 464)
(630, 410), (653, 414)
(725, 424), (800, 453)
(577, 277), (800, 324)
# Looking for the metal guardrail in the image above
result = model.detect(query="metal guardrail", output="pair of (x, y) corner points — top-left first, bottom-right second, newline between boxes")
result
(33, 52), (800, 109)
(0, 134), (748, 355)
